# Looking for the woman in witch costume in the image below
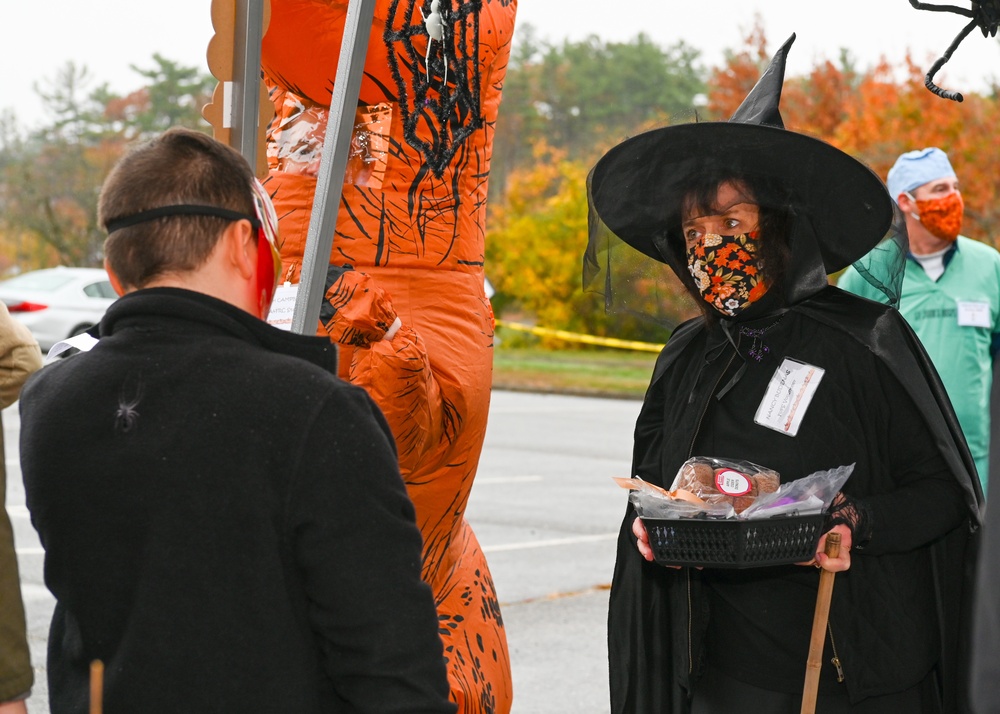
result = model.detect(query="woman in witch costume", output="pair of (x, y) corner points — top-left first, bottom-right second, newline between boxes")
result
(587, 36), (983, 713)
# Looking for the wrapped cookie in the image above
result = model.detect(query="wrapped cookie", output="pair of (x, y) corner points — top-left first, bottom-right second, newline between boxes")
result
(670, 456), (782, 514)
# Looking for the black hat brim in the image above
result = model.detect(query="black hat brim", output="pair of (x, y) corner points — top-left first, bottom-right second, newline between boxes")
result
(589, 122), (893, 274)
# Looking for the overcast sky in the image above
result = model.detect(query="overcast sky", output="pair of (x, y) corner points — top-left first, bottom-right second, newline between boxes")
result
(4, 1), (999, 130)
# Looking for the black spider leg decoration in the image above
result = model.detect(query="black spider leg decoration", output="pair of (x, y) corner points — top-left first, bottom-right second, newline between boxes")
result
(384, 0), (483, 178)
(910, 0), (1000, 101)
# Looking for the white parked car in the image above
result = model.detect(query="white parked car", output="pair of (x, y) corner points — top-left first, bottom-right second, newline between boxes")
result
(0, 267), (117, 351)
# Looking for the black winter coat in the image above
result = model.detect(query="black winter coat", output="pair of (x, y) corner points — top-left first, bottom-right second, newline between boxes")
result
(20, 288), (456, 714)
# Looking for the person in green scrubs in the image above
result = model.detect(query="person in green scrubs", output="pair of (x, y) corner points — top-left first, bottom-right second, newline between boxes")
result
(838, 148), (1000, 492)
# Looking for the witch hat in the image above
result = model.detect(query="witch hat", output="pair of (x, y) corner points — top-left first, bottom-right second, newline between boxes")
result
(587, 33), (892, 275)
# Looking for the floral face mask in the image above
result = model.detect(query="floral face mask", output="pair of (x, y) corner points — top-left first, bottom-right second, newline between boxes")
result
(906, 190), (963, 242)
(686, 231), (769, 317)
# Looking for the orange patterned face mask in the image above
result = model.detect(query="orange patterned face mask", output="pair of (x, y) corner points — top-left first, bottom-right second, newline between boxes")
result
(686, 232), (769, 317)
(908, 191), (963, 242)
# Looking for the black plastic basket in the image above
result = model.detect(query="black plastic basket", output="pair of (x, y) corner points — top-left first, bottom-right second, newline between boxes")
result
(641, 512), (826, 569)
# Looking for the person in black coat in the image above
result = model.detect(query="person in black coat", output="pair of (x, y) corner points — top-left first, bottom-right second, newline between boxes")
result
(18, 128), (456, 714)
(969, 349), (1000, 712)
(586, 35), (982, 714)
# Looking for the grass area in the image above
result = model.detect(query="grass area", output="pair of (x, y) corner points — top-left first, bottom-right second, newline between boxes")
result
(491, 346), (659, 400)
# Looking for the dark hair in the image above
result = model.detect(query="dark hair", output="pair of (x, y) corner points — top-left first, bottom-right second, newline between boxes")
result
(654, 161), (794, 319)
(100, 128), (257, 290)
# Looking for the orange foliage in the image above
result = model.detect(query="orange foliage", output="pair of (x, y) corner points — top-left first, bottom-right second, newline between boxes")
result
(710, 30), (1000, 248)
(706, 17), (770, 120)
(486, 142), (594, 340)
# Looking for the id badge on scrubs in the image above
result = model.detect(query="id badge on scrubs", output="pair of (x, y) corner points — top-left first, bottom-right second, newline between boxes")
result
(957, 301), (991, 328)
(754, 358), (825, 437)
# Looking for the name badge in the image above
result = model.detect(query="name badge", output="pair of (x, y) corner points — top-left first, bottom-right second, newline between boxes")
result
(266, 283), (299, 331)
(957, 301), (991, 328)
(754, 358), (825, 437)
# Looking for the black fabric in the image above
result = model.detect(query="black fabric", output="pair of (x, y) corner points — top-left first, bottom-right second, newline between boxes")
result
(969, 358), (1000, 711)
(608, 286), (982, 712)
(19, 288), (455, 714)
(690, 664), (941, 714)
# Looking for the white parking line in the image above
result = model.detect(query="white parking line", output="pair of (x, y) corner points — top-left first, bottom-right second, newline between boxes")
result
(5, 505), (29, 518)
(482, 533), (617, 553)
(476, 475), (543, 484)
(15, 547), (44, 556)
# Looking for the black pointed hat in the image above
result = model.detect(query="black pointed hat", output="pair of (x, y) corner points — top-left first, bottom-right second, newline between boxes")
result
(587, 34), (893, 275)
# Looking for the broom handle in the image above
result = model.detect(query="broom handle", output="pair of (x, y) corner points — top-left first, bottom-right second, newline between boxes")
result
(800, 532), (842, 714)
(90, 660), (103, 714)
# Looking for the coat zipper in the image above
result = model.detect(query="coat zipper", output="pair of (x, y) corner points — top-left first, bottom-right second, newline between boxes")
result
(827, 622), (845, 682)
(686, 349), (737, 674)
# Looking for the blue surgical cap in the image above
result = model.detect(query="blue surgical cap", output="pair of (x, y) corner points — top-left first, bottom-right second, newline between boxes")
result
(886, 147), (957, 200)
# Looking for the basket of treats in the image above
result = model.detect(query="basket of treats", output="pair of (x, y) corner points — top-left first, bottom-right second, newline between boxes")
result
(616, 457), (854, 569)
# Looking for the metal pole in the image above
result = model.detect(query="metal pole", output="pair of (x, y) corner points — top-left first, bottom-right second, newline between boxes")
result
(290, 0), (377, 335)
(232, 0), (267, 169)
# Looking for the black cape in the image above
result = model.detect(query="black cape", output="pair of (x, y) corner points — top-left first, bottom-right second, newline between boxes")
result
(969, 359), (1000, 711)
(608, 284), (983, 713)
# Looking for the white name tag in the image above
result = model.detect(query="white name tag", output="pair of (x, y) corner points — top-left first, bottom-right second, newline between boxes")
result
(266, 283), (300, 331)
(957, 301), (991, 328)
(754, 358), (825, 437)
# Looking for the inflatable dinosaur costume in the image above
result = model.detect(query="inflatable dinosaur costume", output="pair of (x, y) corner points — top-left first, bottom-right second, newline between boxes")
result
(260, 1), (517, 711)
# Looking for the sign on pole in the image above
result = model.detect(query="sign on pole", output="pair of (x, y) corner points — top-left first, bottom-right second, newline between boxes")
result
(204, 0), (272, 179)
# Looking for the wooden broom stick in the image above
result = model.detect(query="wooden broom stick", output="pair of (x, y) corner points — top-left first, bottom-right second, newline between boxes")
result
(801, 532), (841, 714)
(89, 660), (103, 714)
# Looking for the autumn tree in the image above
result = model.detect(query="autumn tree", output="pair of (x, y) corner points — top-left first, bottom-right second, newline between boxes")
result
(487, 25), (1000, 343)
(832, 57), (1000, 245)
(705, 17), (771, 120)
(492, 28), (706, 204)
(99, 54), (214, 139)
(0, 58), (213, 272)
(487, 144), (591, 342)
(706, 27), (1000, 246)
(487, 143), (685, 344)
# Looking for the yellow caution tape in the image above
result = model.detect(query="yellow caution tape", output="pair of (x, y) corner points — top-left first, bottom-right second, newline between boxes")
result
(496, 320), (665, 353)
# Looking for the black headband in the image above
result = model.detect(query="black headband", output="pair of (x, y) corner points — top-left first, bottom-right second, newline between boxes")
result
(104, 204), (258, 234)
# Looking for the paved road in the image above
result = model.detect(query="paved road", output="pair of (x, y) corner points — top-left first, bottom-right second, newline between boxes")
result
(5, 389), (642, 713)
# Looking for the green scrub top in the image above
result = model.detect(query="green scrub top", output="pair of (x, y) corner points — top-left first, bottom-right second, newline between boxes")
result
(838, 236), (1000, 491)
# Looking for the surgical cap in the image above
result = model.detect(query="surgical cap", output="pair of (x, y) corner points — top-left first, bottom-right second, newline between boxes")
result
(886, 147), (957, 199)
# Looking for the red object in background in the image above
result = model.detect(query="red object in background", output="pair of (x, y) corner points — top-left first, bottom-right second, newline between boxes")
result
(5, 302), (48, 312)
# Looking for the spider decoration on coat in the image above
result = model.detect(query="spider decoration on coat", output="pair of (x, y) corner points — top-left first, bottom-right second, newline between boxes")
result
(910, 0), (1000, 101)
(384, 0), (483, 178)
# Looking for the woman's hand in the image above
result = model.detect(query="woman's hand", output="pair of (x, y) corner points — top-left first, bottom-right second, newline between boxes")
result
(632, 517), (688, 569)
(797, 523), (853, 572)
(632, 516), (654, 562)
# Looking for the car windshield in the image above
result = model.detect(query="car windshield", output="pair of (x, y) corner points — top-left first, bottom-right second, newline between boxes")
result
(0, 272), (78, 291)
